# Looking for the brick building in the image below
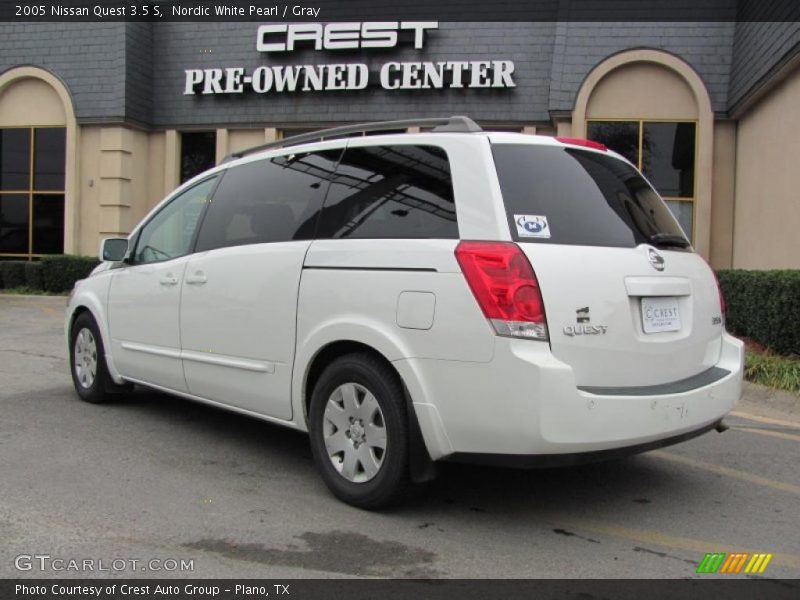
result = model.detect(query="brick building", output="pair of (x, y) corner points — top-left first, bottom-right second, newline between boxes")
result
(0, 15), (798, 268)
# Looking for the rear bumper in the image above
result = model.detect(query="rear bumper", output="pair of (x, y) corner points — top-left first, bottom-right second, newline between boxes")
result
(446, 420), (721, 468)
(394, 332), (744, 460)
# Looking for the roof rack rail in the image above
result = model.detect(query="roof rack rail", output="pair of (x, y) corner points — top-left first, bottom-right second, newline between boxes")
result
(222, 116), (482, 162)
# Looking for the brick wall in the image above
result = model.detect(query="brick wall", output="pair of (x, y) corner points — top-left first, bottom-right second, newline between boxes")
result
(3, 17), (794, 127)
(730, 19), (800, 112)
(125, 23), (154, 126)
(549, 22), (735, 114)
(0, 23), (127, 121)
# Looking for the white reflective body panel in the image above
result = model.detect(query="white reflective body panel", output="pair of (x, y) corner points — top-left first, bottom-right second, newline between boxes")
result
(107, 256), (191, 391)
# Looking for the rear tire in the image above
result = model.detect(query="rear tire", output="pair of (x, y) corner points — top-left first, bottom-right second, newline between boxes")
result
(308, 352), (411, 509)
(69, 312), (123, 404)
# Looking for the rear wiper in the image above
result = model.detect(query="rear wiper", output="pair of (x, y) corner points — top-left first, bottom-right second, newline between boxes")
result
(648, 233), (691, 249)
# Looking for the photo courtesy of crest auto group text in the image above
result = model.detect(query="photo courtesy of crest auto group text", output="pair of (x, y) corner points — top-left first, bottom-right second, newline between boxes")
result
(1, 0), (799, 597)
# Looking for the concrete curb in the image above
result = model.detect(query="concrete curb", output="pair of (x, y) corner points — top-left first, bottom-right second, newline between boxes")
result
(738, 381), (800, 421)
(0, 293), (68, 300)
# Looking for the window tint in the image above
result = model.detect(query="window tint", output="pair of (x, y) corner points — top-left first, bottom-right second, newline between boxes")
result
(194, 150), (342, 252)
(316, 145), (457, 240)
(33, 128), (66, 190)
(493, 144), (688, 249)
(181, 131), (217, 184)
(0, 129), (30, 191)
(32, 194), (64, 254)
(134, 177), (217, 264)
(0, 127), (66, 257)
(587, 120), (697, 199)
(641, 122), (695, 198)
(665, 200), (693, 239)
(0, 194), (28, 254)
(586, 121), (639, 165)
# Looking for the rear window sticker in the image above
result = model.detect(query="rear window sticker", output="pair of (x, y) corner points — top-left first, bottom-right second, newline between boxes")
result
(514, 214), (551, 238)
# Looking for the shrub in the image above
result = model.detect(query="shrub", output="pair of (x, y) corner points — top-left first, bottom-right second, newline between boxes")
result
(40, 255), (100, 293)
(745, 349), (800, 395)
(0, 261), (27, 289)
(717, 270), (800, 356)
(24, 261), (44, 290)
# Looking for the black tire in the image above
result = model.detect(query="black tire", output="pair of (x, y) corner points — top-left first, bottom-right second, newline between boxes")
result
(69, 312), (122, 404)
(308, 352), (411, 509)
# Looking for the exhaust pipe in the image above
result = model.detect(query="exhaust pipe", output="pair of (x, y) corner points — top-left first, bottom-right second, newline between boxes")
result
(715, 420), (729, 433)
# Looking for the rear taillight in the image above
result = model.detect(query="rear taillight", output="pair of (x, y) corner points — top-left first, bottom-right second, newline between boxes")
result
(702, 258), (726, 320)
(455, 241), (548, 340)
(712, 270), (726, 319)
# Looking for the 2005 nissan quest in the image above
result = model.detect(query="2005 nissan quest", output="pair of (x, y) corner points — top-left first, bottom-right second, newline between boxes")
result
(66, 116), (744, 508)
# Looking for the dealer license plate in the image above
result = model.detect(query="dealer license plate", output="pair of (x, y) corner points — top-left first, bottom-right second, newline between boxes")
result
(641, 296), (681, 333)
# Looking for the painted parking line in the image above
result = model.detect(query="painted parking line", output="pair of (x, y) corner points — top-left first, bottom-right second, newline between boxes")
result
(735, 426), (800, 443)
(730, 411), (800, 430)
(650, 451), (800, 497)
(562, 517), (800, 571)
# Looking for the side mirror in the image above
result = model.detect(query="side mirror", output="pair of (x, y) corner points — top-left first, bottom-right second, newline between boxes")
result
(101, 238), (129, 262)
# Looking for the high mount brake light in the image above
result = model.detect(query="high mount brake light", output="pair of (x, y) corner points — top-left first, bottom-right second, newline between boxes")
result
(555, 137), (608, 152)
(716, 274), (726, 318)
(455, 241), (548, 340)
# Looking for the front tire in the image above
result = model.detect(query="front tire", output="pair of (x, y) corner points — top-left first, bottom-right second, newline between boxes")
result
(308, 353), (411, 509)
(69, 312), (119, 404)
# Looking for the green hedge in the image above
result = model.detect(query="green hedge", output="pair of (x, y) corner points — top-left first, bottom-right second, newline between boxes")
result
(40, 255), (100, 293)
(717, 270), (800, 356)
(745, 350), (800, 395)
(0, 261), (26, 289)
(24, 261), (44, 290)
(0, 256), (98, 293)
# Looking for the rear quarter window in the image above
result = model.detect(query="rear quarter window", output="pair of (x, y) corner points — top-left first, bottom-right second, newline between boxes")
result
(315, 145), (458, 240)
(194, 149), (342, 252)
(492, 144), (688, 249)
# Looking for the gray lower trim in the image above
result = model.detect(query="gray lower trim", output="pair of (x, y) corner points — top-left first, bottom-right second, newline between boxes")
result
(181, 349), (275, 373)
(578, 366), (731, 396)
(446, 421), (720, 468)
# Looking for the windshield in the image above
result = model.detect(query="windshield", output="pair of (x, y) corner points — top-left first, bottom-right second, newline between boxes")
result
(492, 144), (691, 250)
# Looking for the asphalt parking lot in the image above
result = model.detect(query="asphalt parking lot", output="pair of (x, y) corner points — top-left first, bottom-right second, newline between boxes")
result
(1, 294), (799, 580)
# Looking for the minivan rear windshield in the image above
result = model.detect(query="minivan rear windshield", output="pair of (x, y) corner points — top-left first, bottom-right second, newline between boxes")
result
(492, 144), (691, 250)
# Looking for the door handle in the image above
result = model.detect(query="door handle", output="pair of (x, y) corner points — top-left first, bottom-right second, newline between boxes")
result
(159, 275), (179, 286)
(186, 272), (207, 285)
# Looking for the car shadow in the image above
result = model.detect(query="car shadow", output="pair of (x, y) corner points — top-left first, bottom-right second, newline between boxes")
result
(109, 386), (703, 517)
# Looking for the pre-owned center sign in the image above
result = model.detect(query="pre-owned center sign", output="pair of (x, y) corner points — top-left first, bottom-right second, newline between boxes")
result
(183, 22), (516, 95)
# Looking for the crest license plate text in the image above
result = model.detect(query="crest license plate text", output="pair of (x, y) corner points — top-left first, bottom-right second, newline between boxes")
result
(641, 297), (681, 333)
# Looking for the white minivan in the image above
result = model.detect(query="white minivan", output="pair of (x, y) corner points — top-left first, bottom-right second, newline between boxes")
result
(66, 117), (743, 508)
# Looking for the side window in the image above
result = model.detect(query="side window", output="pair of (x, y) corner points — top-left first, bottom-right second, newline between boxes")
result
(194, 149), (342, 252)
(133, 177), (217, 264)
(316, 145), (457, 239)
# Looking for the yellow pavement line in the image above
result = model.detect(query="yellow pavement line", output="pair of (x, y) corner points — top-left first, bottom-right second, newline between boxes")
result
(730, 411), (800, 430)
(651, 451), (800, 497)
(563, 517), (800, 571)
(736, 426), (800, 443)
(39, 305), (61, 318)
